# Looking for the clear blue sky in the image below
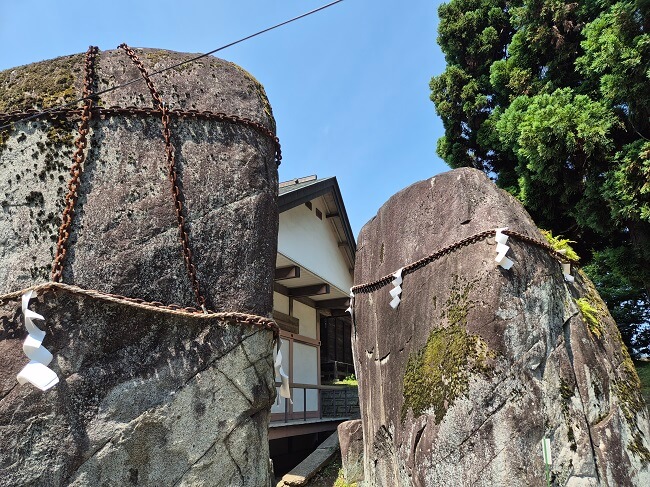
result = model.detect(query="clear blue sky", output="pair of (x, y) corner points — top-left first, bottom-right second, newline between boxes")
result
(0, 0), (449, 237)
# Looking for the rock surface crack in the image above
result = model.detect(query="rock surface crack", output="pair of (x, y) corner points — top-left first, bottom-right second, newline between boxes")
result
(562, 316), (601, 483)
(0, 383), (17, 403)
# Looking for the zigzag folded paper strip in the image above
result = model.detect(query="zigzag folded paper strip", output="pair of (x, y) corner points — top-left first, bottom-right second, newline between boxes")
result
(23, 334), (53, 365)
(389, 268), (403, 309)
(22, 291), (46, 341)
(274, 339), (292, 404)
(345, 289), (354, 315)
(494, 227), (514, 270)
(16, 291), (59, 391)
(16, 361), (59, 391)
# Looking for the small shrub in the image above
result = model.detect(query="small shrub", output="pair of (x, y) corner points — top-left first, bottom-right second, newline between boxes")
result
(334, 374), (358, 386)
(541, 230), (580, 262)
(575, 297), (603, 338)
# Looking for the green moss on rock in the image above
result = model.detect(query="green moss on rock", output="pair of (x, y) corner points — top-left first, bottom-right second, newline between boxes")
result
(0, 127), (10, 158)
(46, 122), (75, 147)
(567, 425), (578, 452)
(574, 270), (649, 461)
(617, 357), (646, 424)
(401, 277), (494, 423)
(144, 50), (172, 67)
(0, 54), (83, 112)
(558, 378), (579, 451)
(443, 276), (475, 328)
(401, 324), (493, 423)
(560, 378), (574, 403)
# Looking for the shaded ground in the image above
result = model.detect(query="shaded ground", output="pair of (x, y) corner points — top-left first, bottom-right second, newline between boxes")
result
(303, 451), (357, 487)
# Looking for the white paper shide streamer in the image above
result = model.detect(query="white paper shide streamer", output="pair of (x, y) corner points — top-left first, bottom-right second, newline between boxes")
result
(16, 291), (59, 391)
(346, 289), (354, 316)
(389, 268), (404, 309)
(274, 339), (292, 404)
(494, 227), (514, 270)
(562, 262), (574, 282)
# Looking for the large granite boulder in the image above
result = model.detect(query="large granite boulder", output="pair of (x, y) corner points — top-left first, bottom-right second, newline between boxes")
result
(0, 291), (275, 486)
(352, 168), (650, 486)
(338, 419), (364, 484)
(0, 48), (278, 486)
(0, 47), (278, 314)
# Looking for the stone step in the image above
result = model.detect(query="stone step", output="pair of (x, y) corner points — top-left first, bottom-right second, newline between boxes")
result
(276, 431), (339, 487)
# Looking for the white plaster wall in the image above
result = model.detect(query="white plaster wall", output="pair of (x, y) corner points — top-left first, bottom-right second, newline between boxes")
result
(293, 300), (317, 339)
(278, 199), (352, 293)
(273, 291), (289, 314)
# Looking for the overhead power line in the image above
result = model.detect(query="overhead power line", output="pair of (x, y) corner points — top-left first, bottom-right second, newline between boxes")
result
(0, 0), (344, 131)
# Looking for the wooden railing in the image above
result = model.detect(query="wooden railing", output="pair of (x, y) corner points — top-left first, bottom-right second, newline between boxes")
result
(273, 382), (356, 423)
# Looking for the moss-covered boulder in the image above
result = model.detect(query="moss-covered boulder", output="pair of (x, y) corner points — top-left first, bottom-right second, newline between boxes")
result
(352, 168), (650, 486)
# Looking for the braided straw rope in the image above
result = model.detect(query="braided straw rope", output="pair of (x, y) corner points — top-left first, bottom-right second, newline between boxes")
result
(0, 282), (279, 339)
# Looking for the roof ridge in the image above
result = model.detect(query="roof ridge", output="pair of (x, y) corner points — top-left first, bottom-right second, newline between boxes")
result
(279, 175), (318, 188)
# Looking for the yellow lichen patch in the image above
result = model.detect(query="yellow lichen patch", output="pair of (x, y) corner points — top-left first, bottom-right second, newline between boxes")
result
(628, 432), (650, 466)
(617, 356), (645, 424)
(144, 50), (172, 67)
(541, 229), (580, 262)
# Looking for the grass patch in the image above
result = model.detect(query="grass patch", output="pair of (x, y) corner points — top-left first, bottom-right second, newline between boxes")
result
(303, 452), (358, 487)
(333, 375), (358, 387)
(334, 474), (358, 487)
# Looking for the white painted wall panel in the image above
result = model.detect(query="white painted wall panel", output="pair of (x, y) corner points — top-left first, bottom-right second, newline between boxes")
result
(293, 300), (316, 339)
(278, 200), (352, 293)
(292, 342), (318, 412)
(273, 291), (289, 315)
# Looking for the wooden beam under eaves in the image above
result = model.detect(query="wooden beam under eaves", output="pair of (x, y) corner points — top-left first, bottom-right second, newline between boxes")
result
(288, 284), (330, 297)
(275, 265), (301, 280)
(316, 298), (350, 309)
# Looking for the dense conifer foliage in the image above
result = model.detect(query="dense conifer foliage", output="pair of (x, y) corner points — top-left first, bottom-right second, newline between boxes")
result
(431, 0), (650, 353)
